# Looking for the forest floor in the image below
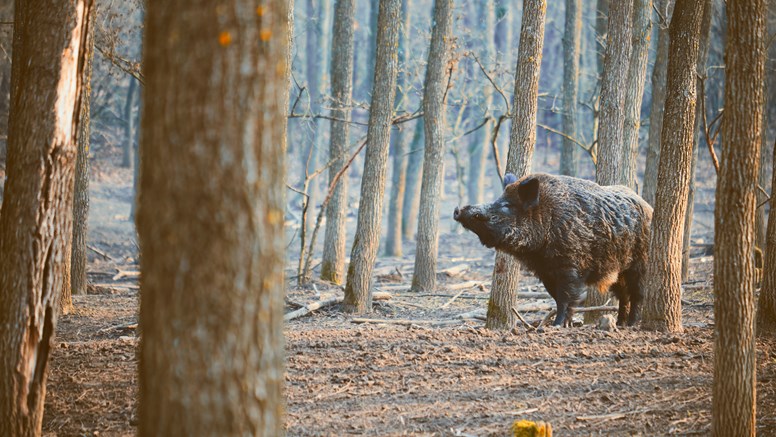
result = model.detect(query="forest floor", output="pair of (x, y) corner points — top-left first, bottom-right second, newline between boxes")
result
(40, 160), (776, 436)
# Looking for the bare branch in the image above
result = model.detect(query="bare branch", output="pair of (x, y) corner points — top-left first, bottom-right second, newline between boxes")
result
(468, 51), (511, 113)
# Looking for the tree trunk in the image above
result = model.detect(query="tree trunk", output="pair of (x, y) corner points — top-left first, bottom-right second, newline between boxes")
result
(320, 0), (355, 283)
(343, 0), (401, 314)
(411, 0), (453, 292)
(0, 0), (91, 434)
(640, 0), (704, 333)
(560, 0), (581, 177)
(468, 1), (496, 203)
(486, 0), (546, 330)
(681, 0), (712, 283)
(121, 78), (136, 168)
(758, 0), (776, 334)
(642, 0), (673, 205)
(712, 0), (765, 434)
(595, 0), (633, 186)
(384, 0), (412, 257)
(595, 0), (609, 73)
(620, 0), (652, 190)
(587, 0), (633, 321)
(70, 5), (95, 300)
(402, 119), (424, 240)
(137, 1), (288, 435)
(0, 0), (11, 165)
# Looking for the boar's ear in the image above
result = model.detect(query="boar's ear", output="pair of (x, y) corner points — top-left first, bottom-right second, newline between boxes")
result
(503, 173), (518, 189)
(517, 177), (539, 206)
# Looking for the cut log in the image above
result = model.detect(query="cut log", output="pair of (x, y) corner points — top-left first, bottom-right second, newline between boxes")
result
(440, 264), (470, 277)
(113, 269), (141, 281)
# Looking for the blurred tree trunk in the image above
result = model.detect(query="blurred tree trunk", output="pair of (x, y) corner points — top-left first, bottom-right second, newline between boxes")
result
(0, 0), (12, 166)
(401, 119), (424, 240)
(343, 0), (401, 314)
(320, 0), (355, 283)
(681, 0), (712, 283)
(121, 78), (136, 168)
(620, 0), (652, 190)
(0, 0), (92, 434)
(713, 1), (765, 434)
(560, 0), (581, 176)
(595, 0), (608, 71)
(755, 2), (776, 252)
(486, 0), (546, 330)
(384, 0), (412, 257)
(468, 1), (496, 202)
(137, 0), (288, 434)
(642, 0), (673, 205)
(588, 0), (633, 321)
(640, 0), (704, 333)
(66, 3), (96, 310)
(411, 0), (453, 292)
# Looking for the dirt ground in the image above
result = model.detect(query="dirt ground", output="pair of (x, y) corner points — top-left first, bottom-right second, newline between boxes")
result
(40, 160), (776, 436)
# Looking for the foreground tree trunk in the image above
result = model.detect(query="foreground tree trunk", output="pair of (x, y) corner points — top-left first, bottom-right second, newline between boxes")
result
(0, 0), (91, 434)
(320, 0), (356, 283)
(137, 1), (288, 434)
(712, 0), (765, 434)
(642, 0), (672, 205)
(620, 0), (651, 190)
(384, 0), (412, 257)
(681, 0), (712, 283)
(588, 0), (633, 321)
(343, 0), (401, 313)
(411, 0), (453, 292)
(640, 0), (704, 333)
(560, 0), (581, 177)
(486, 0), (546, 330)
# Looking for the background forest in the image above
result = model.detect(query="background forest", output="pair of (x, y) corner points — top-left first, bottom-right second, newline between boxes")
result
(0, 0), (774, 435)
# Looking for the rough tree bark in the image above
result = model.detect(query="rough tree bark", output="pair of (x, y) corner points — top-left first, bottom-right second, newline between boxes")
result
(384, 0), (412, 257)
(681, 0), (712, 282)
(320, 0), (355, 283)
(402, 119), (424, 240)
(343, 0), (401, 313)
(137, 0), (288, 435)
(468, 1), (496, 202)
(486, 0), (546, 330)
(587, 0), (633, 321)
(640, 0), (704, 333)
(642, 0), (673, 205)
(0, 0), (12, 164)
(0, 0), (92, 435)
(620, 0), (652, 190)
(411, 0), (453, 292)
(712, 0), (765, 434)
(560, 0), (581, 177)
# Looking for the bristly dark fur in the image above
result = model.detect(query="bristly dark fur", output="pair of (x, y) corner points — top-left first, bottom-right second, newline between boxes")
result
(454, 173), (653, 327)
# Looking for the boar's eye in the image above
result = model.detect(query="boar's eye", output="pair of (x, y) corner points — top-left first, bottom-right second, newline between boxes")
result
(473, 212), (487, 221)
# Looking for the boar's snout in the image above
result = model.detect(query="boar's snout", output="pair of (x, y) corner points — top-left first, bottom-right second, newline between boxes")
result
(453, 205), (487, 223)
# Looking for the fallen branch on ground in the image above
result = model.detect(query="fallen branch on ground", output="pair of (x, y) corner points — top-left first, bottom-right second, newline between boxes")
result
(350, 318), (465, 326)
(284, 292), (392, 321)
(112, 269), (140, 281)
(88, 245), (113, 261)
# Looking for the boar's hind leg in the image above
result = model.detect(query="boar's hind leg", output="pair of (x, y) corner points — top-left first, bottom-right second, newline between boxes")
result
(611, 277), (630, 326)
(624, 269), (644, 326)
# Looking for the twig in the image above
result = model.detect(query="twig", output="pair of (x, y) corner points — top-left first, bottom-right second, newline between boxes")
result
(88, 245), (113, 261)
(469, 51), (511, 113)
(490, 115), (508, 185)
(440, 288), (468, 309)
(511, 307), (537, 331)
(698, 76), (721, 174)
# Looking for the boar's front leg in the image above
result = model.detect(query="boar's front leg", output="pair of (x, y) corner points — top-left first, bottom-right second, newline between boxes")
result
(541, 270), (587, 327)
